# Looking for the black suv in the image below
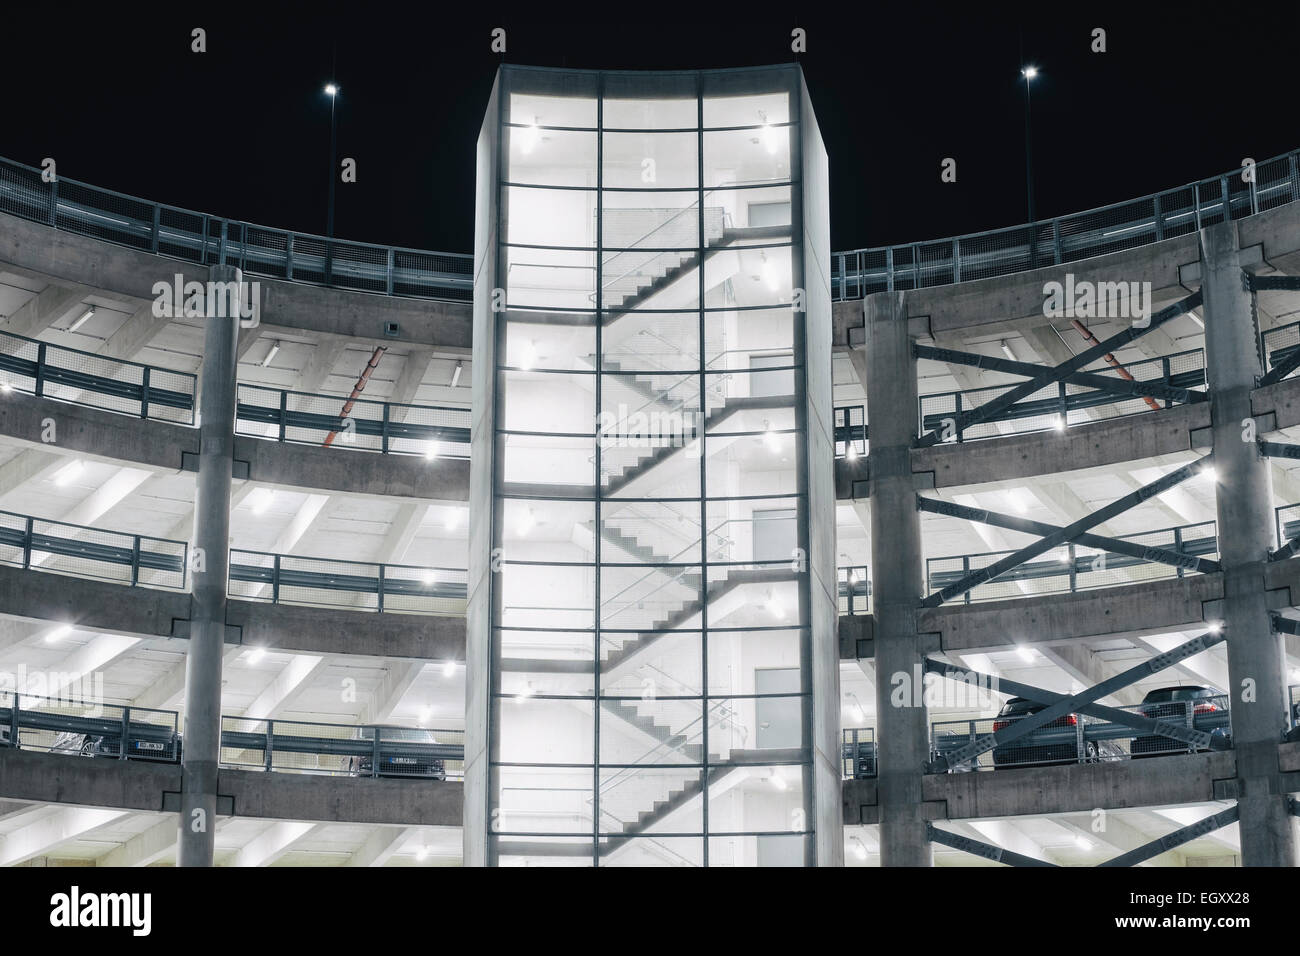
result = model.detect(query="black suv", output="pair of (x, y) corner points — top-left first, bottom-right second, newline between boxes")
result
(1131, 686), (1228, 757)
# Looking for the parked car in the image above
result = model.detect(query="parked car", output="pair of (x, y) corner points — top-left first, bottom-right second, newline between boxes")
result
(990, 697), (1100, 768)
(47, 728), (180, 762)
(347, 726), (447, 780)
(1130, 685), (1228, 757)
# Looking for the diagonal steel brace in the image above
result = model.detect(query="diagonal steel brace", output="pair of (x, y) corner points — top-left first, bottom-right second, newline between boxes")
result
(915, 290), (1203, 447)
(923, 659), (1228, 754)
(925, 823), (1058, 867)
(914, 344), (1206, 407)
(919, 456), (1214, 607)
(1258, 440), (1300, 461)
(927, 629), (1227, 772)
(917, 497), (1220, 575)
(1097, 805), (1239, 867)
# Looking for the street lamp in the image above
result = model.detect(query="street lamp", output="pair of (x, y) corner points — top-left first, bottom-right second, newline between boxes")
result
(324, 83), (340, 282)
(1020, 65), (1039, 265)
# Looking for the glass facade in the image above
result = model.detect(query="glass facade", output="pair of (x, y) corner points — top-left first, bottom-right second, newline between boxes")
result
(477, 65), (828, 866)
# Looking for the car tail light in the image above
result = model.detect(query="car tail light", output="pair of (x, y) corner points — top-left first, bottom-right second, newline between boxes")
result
(1193, 703), (1217, 715)
(993, 719), (1010, 732)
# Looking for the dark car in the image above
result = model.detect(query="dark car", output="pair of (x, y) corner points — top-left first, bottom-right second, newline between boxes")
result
(48, 727), (180, 762)
(1131, 685), (1228, 757)
(347, 726), (448, 780)
(990, 697), (1099, 768)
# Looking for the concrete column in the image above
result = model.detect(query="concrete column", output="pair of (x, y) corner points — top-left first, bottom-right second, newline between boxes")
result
(865, 291), (931, 866)
(177, 265), (241, 867)
(1200, 221), (1298, 867)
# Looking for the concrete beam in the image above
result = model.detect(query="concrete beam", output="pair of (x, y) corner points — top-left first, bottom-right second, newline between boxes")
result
(1, 282), (91, 338)
(930, 749), (1236, 821)
(219, 768), (462, 827)
(0, 209), (472, 352)
(0, 806), (127, 866)
(919, 573), (1220, 654)
(96, 815), (177, 867)
(0, 747), (462, 828)
(228, 821), (318, 867)
(0, 563), (465, 661)
(345, 825), (414, 867)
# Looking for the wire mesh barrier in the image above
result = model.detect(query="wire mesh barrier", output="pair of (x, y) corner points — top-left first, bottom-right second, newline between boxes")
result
(0, 329), (196, 424)
(918, 348), (1206, 443)
(833, 405), (867, 459)
(1262, 320), (1300, 384)
(831, 149), (1300, 300)
(841, 727), (876, 779)
(1275, 503), (1300, 550)
(0, 509), (188, 590)
(228, 549), (467, 615)
(929, 693), (1232, 771)
(925, 520), (1217, 605)
(219, 716), (464, 779)
(837, 565), (870, 615)
(234, 383), (470, 457)
(0, 157), (474, 302)
(1291, 685), (1299, 730)
(0, 691), (180, 761)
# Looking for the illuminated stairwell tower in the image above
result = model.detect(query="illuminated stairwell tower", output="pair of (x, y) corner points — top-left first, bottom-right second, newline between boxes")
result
(466, 64), (840, 866)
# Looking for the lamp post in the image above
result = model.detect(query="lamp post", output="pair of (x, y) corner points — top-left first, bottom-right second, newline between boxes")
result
(324, 83), (339, 282)
(1020, 65), (1038, 266)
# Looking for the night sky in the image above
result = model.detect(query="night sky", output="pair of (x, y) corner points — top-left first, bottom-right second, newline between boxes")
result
(2, 3), (1295, 255)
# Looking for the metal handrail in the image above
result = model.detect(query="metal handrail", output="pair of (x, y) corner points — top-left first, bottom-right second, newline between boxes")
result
(832, 148), (1300, 300)
(926, 520), (1218, 604)
(10, 149), (1291, 308)
(0, 327), (197, 423)
(0, 509), (188, 590)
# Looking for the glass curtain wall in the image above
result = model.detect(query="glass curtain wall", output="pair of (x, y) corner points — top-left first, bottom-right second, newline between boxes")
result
(488, 66), (813, 866)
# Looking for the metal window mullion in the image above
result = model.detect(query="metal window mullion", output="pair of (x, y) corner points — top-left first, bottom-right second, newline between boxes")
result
(696, 75), (710, 868)
(592, 76), (604, 867)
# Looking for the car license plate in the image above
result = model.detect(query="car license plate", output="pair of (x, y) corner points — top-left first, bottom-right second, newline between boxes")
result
(390, 757), (416, 764)
(136, 741), (165, 751)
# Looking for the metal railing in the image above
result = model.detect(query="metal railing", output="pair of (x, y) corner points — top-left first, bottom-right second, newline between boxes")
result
(1263, 320), (1300, 384)
(930, 694), (1232, 771)
(926, 520), (1217, 605)
(1, 691), (181, 761)
(219, 715), (464, 779)
(918, 348), (1206, 443)
(228, 549), (467, 615)
(235, 382), (470, 457)
(0, 692), (465, 778)
(6, 149), (1295, 308)
(1275, 503), (1300, 550)
(833, 405), (867, 459)
(832, 149), (1300, 299)
(837, 565), (870, 615)
(0, 157), (473, 301)
(0, 509), (188, 590)
(841, 727), (876, 779)
(0, 328), (196, 424)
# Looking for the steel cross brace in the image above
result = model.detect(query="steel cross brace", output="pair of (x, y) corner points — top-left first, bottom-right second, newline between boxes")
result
(925, 823), (1058, 867)
(926, 629), (1227, 772)
(1260, 348), (1300, 388)
(1270, 612), (1300, 636)
(918, 456), (1214, 607)
(923, 659), (1228, 757)
(1258, 440), (1300, 461)
(1097, 805), (1240, 867)
(914, 289), (1203, 448)
(917, 497), (1220, 577)
(1247, 274), (1300, 293)
(1269, 533), (1300, 562)
(913, 344), (1206, 407)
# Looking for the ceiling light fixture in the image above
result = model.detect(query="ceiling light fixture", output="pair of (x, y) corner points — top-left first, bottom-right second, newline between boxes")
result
(67, 306), (96, 334)
(45, 624), (72, 644)
(443, 660), (457, 678)
(261, 341), (280, 368)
